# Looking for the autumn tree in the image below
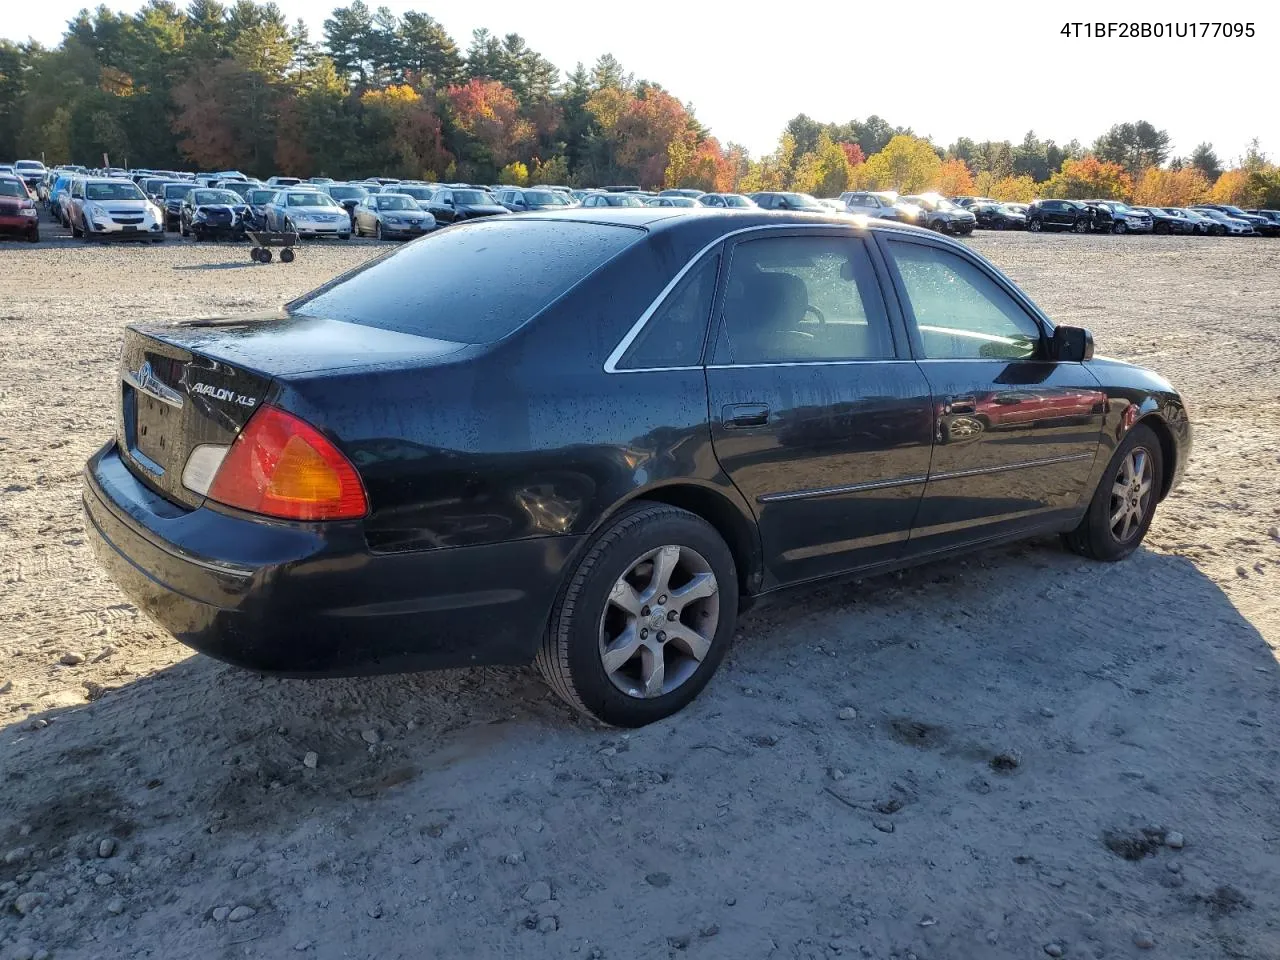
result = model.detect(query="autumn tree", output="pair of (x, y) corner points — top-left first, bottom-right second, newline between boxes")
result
(1042, 155), (1133, 200)
(934, 157), (975, 196)
(791, 133), (852, 196)
(989, 175), (1038, 203)
(1208, 169), (1252, 205)
(858, 134), (942, 192)
(446, 77), (533, 176)
(1132, 166), (1210, 207)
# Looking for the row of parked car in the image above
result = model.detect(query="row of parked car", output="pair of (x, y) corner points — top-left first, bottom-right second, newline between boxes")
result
(7, 158), (1280, 244)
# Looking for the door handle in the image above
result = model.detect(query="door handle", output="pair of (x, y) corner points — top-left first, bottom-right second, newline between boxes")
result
(943, 395), (977, 415)
(723, 403), (770, 428)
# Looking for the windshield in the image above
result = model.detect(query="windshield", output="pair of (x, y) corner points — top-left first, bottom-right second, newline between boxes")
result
(85, 182), (145, 201)
(1104, 202), (1131, 213)
(779, 193), (823, 209)
(291, 219), (641, 343)
(164, 184), (193, 199)
(606, 194), (645, 206)
(451, 190), (491, 205)
(327, 186), (366, 200)
(394, 186), (434, 200)
(724, 195), (753, 208)
(377, 195), (420, 210)
(1218, 205), (1247, 215)
(0, 180), (28, 197)
(523, 191), (564, 205)
(193, 189), (242, 205)
(247, 190), (276, 204)
(15, 161), (44, 171)
(286, 192), (338, 207)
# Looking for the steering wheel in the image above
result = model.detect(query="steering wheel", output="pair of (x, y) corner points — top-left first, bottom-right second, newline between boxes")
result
(803, 304), (826, 326)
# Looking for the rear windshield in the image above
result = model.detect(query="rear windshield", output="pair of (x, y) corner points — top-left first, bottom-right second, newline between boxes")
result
(290, 219), (642, 343)
(164, 183), (194, 199)
(377, 195), (420, 210)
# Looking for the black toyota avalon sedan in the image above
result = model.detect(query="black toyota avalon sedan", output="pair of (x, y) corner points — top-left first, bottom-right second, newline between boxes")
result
(84, 209), (1190, 726)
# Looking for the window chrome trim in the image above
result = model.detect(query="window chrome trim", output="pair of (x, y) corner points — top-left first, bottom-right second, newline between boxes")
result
(603, 222), (870, 374)
(758, 474), (928, 504)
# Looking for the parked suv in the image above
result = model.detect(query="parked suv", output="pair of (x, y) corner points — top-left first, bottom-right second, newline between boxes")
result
(1025, 199), (1093, 233)
(900, 194), (976, 235)
(840, 191), (916, 222)
(1086, 201), (1154, 234)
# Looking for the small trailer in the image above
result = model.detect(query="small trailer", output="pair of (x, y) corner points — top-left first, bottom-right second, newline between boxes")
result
(246, 229), (299, 263)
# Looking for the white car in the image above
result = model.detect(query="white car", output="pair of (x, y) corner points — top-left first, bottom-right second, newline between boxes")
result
(262, 190), (352, 239)
(67, 178), (165, 242)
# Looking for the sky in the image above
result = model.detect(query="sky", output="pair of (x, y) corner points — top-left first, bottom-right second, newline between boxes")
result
(3, 0), (1275, 162)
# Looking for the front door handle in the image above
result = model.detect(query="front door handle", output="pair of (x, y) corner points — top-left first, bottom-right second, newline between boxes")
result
(723, 403), (770, 428)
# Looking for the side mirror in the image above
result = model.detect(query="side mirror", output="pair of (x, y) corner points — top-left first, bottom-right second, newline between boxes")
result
(1052, 325), (1094, 362)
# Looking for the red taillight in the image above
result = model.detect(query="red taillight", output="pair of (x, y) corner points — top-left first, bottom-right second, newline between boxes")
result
(207, 405), (367, 521)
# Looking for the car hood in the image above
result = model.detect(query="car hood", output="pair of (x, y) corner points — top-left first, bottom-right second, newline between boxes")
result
(196, 204), (246, 214)
(0, 196), (27, 211)
(288, 206), (344, 216)
(86, 198), (148, 209)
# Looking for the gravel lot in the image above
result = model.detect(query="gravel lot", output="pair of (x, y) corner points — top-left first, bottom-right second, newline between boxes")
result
(1, 224), (1278, 960)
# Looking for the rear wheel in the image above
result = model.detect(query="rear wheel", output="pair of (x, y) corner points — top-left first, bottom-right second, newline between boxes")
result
(1154, 222), (1170, 235)
(374, 221), (383, 240)
(536, 502), (738, 727)
(1063, 424), (1163, 562)
(1028, 218), (1042, 232)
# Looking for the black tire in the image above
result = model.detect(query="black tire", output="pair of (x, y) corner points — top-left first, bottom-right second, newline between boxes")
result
(535, 502), (739, 727)
(180, 222), (189, 237)
(71, 221), (82, 238)
(374, 221), (383, 240)
(1212, 225), (1226, 236)
(27, 229), (39, 243)
(280, 247), (295, 263)
(1154, 222), (1170, 235)
(338, 233), (350, 241)
(249, 246), (263, 261)
(1063, 423), (1164, 562)
(1027, 218), (1042, 233)
(1073, 219), (1089, 234)
(1112, 221), (1127, 234)
(260, 248), (273, 262)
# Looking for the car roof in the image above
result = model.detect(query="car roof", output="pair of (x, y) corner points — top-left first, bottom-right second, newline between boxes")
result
(508, 206), (939, 239)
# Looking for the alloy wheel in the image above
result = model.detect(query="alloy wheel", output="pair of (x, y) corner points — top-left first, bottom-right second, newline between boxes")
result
(1109, 446), (1153, 543)
(598, 544), (720, 699)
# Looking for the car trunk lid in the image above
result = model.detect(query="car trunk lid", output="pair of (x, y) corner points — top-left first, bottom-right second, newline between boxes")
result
(116, 314), (467, 508)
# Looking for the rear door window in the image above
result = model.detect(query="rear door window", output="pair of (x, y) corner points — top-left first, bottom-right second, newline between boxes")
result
(290, 219), (643, 343)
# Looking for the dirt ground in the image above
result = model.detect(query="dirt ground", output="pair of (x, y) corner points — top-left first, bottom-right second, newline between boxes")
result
(1, 225), (1278, 960)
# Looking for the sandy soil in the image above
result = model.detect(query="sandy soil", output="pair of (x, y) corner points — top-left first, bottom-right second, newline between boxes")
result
(1, 225), (1278, 960)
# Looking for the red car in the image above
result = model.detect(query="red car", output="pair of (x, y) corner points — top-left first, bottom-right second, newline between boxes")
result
(0, 176), (39, 242)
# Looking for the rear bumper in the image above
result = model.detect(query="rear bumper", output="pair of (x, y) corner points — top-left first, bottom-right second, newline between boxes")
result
(83, 441), (581, 676)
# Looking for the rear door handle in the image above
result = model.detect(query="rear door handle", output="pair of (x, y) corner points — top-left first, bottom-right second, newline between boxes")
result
(723, 403), (770, 428)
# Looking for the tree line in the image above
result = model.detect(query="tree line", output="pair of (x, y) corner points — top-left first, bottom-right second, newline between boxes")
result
(0, 1), (1277, 207)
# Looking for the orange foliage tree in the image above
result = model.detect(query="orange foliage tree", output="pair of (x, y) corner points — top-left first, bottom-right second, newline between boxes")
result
(1042, 155), (1132, 199)
(1208, 169), (1251, 205)
(446, 78), (533, 169)
(1132, 166), (1210, 206)
(614, 87), (693, 188)
(990, 175), (1038, 202)
(934, 157), (975, 196)
(665, 136), (734, 192)
(839, 142), (865, 167)
(362, 84), (450, 179)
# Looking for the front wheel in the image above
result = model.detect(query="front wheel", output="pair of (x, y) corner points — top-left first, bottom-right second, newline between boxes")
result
(1027, 218), (1042, 232)
(1063, 423), (1163, 562)
(1112, 221), (1127, 234)
(536, 502), (738, 727)
(1073, 219), (1089, 234)
(374, 221), (383, 240)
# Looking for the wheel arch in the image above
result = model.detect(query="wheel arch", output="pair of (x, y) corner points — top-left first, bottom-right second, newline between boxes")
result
(1136, 412), (1178, 501)
(592, 481), (763, 601)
